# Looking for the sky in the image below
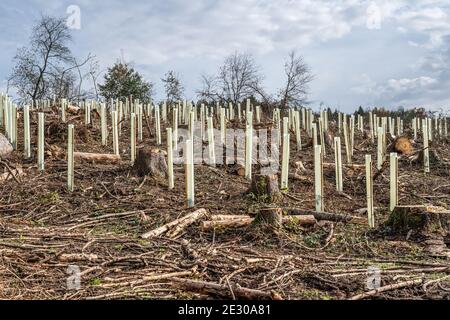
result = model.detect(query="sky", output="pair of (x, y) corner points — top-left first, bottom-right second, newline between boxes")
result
(1, 0), (450, 113)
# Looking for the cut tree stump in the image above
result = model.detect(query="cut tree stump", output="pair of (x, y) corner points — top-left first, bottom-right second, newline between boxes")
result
(386, 205), (450, 237)
(392, 137), (414, 155)
(231, 164), (245, 177)
(248, 174), (282, 203)
(134, 147), (168, 178)
(255, 208), (283, 228)
(386, 205), (450, 256)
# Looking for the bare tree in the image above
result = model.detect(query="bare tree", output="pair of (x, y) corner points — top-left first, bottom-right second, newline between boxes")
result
(218, 52), (265, 106)
(9, 16), (73, 103)
(161, 70), (184, 104)
(88, 59), (103, 100)
(278, 50), (313, 109)
(196, 73), (221, 103)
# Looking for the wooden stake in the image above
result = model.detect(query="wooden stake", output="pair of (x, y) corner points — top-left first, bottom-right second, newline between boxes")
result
(245, 111), (253, 180)
(334, 137), (343, 192)
(130, 113), (136, 164)
(11, 104), (17, 150)
(366, 154), (374, 228)
(295, 110), (302, 151)
(23, 105), (31, 158)
(100, 103), (107, 146)
(85, 102), (91, 125)
(312, 123), (318, 149)
(281, 131), (290, 190)
(67, 124), (74, 192)
(200, 104), (205, 141)
(167, 127), (174, 189)
(256, 105), (261, 123)
(61, 98), (66, 123)
(350, 115), (355, 156)
(314, 145), (324, 212)
(377, 127), (384, 170)
(389, 152), (398, 212)
(112, 110), (119, 156)
(343, 116), (352, 164)
(185, 139), (195, 208)
(137, 104), (143, 142)
(155, 105), (161, 145)
(38, 112), (45, 171)
(173, 107), (178, 151)
(207, 116), (215, 166)
(423, 121), (430, 173)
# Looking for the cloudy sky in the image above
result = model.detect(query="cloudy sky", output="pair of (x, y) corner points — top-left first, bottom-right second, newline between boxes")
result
(1, 0), (450, 112)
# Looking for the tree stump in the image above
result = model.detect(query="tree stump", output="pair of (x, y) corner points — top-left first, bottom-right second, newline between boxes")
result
(386, 205), (450, 237)
(248, 174), (282, 203)
(134, 147), (168, 178)
(255, 208), (283, 228)
(392, 137), (414, 155)
(386, 205), (450, 256)
(231, 164), (245, 177)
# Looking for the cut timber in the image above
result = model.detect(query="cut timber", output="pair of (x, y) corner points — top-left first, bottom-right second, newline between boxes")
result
(248, 174), (282, 203)
(386, 205), (450, 238)
(283, 215), (317, 226)
(171, 277), (283, 300)
(134, 147), (168, 178)
(393, 136), (414, 155)
(141, 208), (208, 239)
(286, 208), (367, 225)
(67, 105), (80, 115)
(231, 164), (245, 177)
(255, 208), (283, 228)
(200, 214), (316, 231)
(201, 217), (254, 230)
(74, 152), (121, 164)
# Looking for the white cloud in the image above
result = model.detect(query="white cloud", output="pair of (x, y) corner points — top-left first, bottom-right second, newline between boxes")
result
(386, 76), (437, 92)
(2, 0), (450, 110)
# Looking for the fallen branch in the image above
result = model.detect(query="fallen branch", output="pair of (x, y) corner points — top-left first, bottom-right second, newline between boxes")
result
(286, 208), (367, 225)
(349, 279), (423, 300)
(171, 277), (283, 300)
(74, 152), (121, 164)
(200, 214), (316, 231)
(141, 208), (208, 239)
(201, 217), (254, 230)
(0, 166), (24, 183)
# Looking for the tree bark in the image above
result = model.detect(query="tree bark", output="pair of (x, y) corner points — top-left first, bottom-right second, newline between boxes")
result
(141, 208), (208, 239)
(255, 208), (283, 228)
(286, 208), (367, 225)
(74, 152), (121, 164)
(248, 174), (282, 203)
(134, 147), (168, 178)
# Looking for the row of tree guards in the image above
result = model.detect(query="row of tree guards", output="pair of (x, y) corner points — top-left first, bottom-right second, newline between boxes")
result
(0, 93), (449, 227)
